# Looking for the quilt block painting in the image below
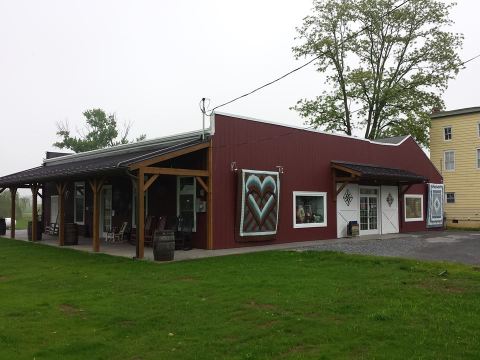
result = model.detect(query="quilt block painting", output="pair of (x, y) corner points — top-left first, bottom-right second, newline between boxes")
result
(427, 183), (444, 228)
(238, 169), (280, 240)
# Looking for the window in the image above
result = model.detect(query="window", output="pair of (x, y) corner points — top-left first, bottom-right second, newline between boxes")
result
(478, 122), (480, 138)
(446, 192), (455, 203)
(444, 126), (452, 140)
(177, 176), (196, 231)
(477, 149), (480, 169)
(444, 151), (455, 171)
(74, 182), (85, 224)
(404, 194), (423, 222)
(293, 191), (327, 228)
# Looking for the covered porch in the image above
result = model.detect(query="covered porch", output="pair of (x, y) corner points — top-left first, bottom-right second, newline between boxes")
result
(0, 132), (214, 259)
(331, 160), (429, 237)
(6, 229), (216, 261)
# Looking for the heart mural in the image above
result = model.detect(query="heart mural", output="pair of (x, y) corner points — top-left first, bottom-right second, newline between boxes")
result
(238, 170), (280, 239)
(245, 175), (277, 226)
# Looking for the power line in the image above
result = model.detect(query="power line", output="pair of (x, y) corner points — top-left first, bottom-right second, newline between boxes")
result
(201, 0), (413, 116)
(461, 53), (480, 66)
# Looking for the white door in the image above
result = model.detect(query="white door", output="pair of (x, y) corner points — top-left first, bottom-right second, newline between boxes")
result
(336, 183), (359, 237)
(381, 185), (399, 234)
(359, 187), (380, 235)
(50, 195), (59, 224)
(100, 186), (113, 238)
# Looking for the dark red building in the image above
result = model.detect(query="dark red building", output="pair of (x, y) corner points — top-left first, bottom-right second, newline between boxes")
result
(0, 113), (444, 257)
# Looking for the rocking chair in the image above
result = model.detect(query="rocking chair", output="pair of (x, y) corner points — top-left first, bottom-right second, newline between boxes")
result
(45, 214), (59, 236)
(105, 222), (128, 243)
(175, 215), (194, 250)
(144, 216), (157, 247)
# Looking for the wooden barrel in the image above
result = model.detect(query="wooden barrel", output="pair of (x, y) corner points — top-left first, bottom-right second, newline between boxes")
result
(0, 218), (6, 236)
(64, 223), (78, 245)
(27, 221), (43, 241)
(153, 230), (175, 261)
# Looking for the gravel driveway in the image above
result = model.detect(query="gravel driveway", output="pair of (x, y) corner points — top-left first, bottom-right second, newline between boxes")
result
(296, 231), (480, 265)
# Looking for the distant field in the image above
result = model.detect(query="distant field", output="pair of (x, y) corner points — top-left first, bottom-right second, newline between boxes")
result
(1, 238), (480, 359)
(15, 217), (28, 230)
(2, 217), (28, 230)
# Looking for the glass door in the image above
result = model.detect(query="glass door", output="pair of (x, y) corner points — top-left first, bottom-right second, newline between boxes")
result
(359, 187), (379, 235)
(177, 176), (196, 231)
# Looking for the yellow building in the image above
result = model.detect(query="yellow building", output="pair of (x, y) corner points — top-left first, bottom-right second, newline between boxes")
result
(430, 107), (480, 228)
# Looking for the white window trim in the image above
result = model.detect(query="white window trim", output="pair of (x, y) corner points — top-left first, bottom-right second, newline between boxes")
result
(74, 181), (85, 225)
(177, 176), (196, 232)
(443, 150), (455, 172)
(293, 191), (327, 228)
(50, 195), (59, 224)
(404, 194), (424, 222)
(443, 126), (452, 141)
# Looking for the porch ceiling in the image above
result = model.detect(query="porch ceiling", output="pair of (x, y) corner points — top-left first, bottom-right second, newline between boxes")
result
(0, 137), (208, 187)
(331, 161), (427, 184)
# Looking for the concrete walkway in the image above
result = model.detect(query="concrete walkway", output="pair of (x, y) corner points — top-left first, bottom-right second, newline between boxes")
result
(4, 229), (417, 262)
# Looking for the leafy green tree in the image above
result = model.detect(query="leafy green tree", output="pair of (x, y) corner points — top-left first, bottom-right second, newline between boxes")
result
(0, 192), (23, 219)
(54, 109), (146, 153)
(292, 0), (463, 146)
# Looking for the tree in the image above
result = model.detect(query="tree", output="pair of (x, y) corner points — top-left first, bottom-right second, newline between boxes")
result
(292, 0), (463, 146)
(54, 109), (147, 153)
(0, 192), (23, 219)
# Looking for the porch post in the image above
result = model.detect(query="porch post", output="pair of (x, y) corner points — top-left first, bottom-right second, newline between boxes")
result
(207, 142), (213, 250)
(137, 168), (145, 259)
(31, 183), (39, 242)
(9, 187), (17, 239)
(56, 183), (66, 246)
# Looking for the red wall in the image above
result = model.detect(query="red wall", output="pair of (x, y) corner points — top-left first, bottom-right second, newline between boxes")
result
(211, 114), (442, 249)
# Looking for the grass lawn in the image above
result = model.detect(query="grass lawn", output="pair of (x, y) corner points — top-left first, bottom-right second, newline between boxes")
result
(1, 239), (480, 359)
(15, 217), (29, 230)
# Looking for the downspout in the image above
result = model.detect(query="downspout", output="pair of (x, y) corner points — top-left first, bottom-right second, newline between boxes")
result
(125, 168), (138, 182)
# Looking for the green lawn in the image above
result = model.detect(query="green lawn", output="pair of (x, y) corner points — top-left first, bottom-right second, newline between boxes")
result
(1, 239), (480, 359)
(11, 213), (37, 230)
(15, 217), (29, 230)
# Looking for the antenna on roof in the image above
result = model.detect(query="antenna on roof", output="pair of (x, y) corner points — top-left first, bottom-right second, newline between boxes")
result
(199, 98), (210, 140)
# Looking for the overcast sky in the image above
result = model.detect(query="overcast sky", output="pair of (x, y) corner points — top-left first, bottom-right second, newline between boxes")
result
(1, 0), (479, 182)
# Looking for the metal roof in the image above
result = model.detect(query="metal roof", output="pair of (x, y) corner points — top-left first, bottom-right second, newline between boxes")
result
(0, 135), (209, 187)
(374, 135), (410, 144)
(430, 107), (480, 119)
(332, 161), (427, 183)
